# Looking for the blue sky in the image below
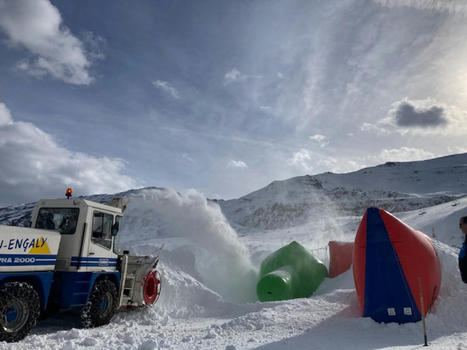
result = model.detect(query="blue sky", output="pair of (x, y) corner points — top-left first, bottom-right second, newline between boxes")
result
(1, 0), (467, 206)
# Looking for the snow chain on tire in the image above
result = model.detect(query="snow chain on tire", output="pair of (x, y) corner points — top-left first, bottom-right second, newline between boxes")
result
(0, 282), (40, 343)
(80, 279), (118, 328)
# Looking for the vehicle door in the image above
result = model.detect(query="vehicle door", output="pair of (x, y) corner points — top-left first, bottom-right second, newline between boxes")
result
(86, 210), (118, 271)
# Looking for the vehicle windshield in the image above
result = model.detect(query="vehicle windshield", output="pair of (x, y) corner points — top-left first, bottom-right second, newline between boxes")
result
(35, 208), (79, 234)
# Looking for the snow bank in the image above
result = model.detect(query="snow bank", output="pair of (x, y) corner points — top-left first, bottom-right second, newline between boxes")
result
(118, 188), (258, 304)
(400, 196), (467, 247)
(424, 240), (467, 334)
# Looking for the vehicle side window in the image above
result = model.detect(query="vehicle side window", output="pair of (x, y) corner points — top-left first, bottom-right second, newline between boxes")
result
(113, 215), (123, 253)
(92, 211), (113, 249)
(112, 215), (122, 235)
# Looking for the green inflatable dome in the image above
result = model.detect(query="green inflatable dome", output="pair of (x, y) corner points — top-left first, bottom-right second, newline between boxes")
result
(257, 241), (328, 302)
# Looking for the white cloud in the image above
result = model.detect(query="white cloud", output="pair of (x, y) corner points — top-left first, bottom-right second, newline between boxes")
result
(225, 69), (242, 84)
(286, 146), (436, 176)
(319, 159), (362, 174)
(288, 149), (342, 173)
(288, 149), (358, 174)
(152, 80), (180, 99)
(0, 103), (13, 126)
(339, 160), (362, 172)
(182, 153), (195, 163)
(371, 147), (435, 163)
(333, 147), (436, 174)
(227, 160), (248, 169)
(374, 0), (467, 15)
(224, 68), (248, 85)
(0, 102), (138, 206)
(81, 31), (106, 61)
(288, 149), (313, 171)
(0, 0), (101, 85)
(309, 134), (329, 148)
(360, 121), (392, 135)
(316, 157), (338, 169)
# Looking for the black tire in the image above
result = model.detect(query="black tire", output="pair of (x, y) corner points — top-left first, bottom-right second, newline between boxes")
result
(0, 282), (40, 343)
(40, 301), (60, 320)
(80, 279), (118, 328)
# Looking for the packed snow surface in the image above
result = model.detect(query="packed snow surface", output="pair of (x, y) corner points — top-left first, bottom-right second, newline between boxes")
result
(2, 154), (467, 349)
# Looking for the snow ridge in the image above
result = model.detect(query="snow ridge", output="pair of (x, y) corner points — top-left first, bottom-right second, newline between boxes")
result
(218, 153), (467, 230)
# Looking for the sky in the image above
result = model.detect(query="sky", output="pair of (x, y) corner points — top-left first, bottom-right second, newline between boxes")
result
(1, 0), (467, 206)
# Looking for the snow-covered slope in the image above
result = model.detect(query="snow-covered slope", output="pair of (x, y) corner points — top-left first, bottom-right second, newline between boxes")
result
(316, 153), (467, 195)
(218, 153), (467, 230)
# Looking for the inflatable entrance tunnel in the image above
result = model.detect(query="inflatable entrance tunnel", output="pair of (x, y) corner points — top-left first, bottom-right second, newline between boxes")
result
(353, 208), (441, 323)
(257, 241), (328, 302)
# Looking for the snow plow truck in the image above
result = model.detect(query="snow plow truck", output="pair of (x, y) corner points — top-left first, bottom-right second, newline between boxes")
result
(0, 189), (161, 342)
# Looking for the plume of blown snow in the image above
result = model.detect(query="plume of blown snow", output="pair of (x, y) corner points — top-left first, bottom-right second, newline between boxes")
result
(118, 188), (258, 303)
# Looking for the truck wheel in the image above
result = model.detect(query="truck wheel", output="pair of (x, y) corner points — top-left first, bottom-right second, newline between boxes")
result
(80, 279), (118, 328)
(0, 282), (40, 342)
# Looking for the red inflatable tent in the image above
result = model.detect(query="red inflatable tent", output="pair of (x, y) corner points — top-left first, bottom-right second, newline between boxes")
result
(353, 208), (441, 323)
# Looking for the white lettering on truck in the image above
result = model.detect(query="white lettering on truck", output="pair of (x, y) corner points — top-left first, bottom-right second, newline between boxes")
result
(0, 257), (36, 264)
(0, 257), (12, 264)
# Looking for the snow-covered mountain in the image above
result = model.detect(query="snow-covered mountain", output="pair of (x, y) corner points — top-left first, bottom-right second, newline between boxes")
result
(0, 187), (162, 227)
(217, 153), (467, 230)
(4, 153), (467, 232)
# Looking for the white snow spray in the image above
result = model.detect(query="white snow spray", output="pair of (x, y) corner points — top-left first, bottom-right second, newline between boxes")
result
(118, 188), (258, 303)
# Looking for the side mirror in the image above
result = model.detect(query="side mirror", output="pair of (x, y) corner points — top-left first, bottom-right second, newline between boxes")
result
(111, 222), (119, 236)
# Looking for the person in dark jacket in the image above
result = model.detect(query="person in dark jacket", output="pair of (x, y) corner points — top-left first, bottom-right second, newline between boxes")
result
(459, 215), (467, 282)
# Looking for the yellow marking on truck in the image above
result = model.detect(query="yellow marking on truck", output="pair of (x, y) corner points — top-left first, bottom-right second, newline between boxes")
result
(28, 236), (51, 254)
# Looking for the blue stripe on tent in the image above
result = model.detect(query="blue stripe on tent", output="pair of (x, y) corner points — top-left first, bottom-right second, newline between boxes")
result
(0, 254), (57, 266)
(364, 208), (421, 323)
